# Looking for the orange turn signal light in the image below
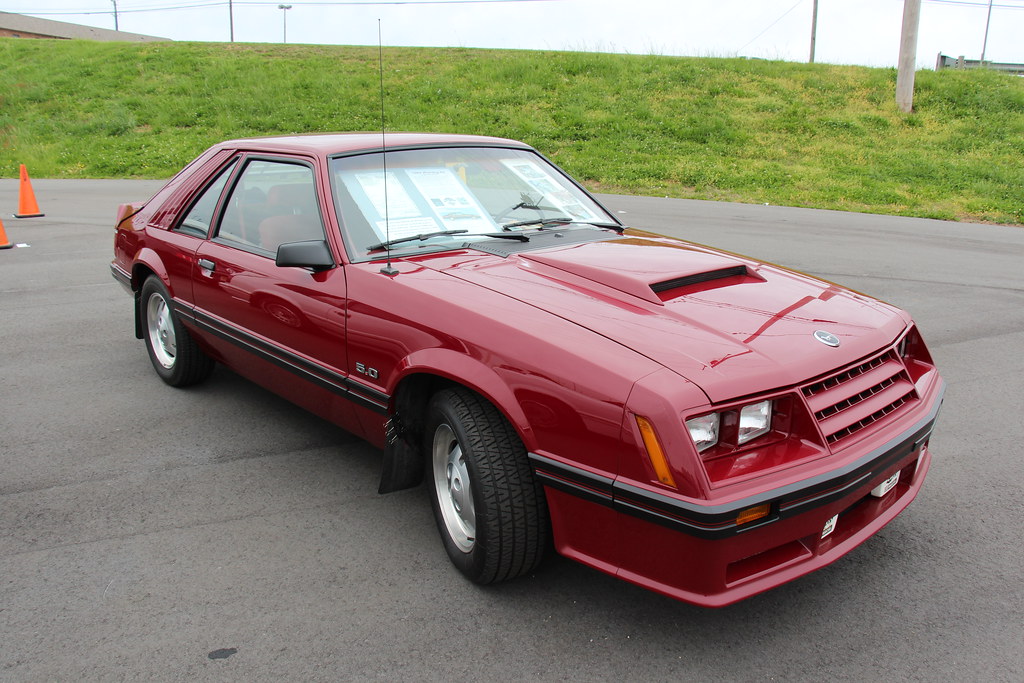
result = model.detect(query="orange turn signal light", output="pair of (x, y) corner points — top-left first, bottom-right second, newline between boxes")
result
(635, 415), (677, 488)
(736, 503), (771, 526)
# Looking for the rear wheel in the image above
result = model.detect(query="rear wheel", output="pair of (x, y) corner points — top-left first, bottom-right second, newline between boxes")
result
(140, 276), (214, 387)
(425, 387), (548, 584)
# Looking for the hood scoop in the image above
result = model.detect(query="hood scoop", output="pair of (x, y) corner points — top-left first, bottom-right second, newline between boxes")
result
(520, 239), (761, 305)
(650, 264), (751, 295)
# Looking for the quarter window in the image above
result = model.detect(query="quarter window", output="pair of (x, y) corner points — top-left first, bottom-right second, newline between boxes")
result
(177, 159), (237, 238)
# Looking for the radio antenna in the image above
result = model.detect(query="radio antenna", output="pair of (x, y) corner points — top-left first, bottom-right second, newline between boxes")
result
(378, 19), (398, 276)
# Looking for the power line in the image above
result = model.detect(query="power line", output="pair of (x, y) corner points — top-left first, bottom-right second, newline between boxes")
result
(20, 0), (560, 16)
(741, 0), (811, 53)
(924, 0), (1024, 9)
(731, 0), (1024, 59)
(24, 2), (223, 16)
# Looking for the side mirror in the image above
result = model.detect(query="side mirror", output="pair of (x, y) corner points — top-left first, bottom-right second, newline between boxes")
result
(276, 240), (335, 271)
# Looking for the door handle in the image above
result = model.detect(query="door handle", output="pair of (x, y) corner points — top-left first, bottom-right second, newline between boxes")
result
(198, 258), (216, 272)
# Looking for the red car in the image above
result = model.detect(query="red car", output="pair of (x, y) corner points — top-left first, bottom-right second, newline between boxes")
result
(111, 133), (944, 606)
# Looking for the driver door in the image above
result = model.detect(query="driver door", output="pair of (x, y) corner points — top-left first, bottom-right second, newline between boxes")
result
(191, 156), (357, 430)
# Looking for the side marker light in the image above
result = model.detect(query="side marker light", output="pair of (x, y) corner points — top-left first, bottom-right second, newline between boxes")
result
(736, 503), (770, 526)
(635, 416), (677, 488)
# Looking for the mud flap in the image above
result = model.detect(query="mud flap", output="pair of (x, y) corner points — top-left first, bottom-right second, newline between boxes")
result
(378, 416), (424, 494)
(134, 287), (144, 339)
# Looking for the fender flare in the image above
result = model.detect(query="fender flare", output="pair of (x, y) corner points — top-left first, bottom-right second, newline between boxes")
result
(376, 347), (538, 495)
(129, 247), (172, 339)
(130, 247), (172, 291)
(392, 347), (535, 448)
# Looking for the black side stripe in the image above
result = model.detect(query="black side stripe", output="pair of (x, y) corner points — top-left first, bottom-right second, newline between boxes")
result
(529, 456), (749, 539)
(176, 302), (390, 415)
(529, 389), (942, 540)
(528, 456), (614, 507)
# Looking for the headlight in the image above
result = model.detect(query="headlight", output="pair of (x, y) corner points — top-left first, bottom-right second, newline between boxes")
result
(686, 400), (774, 455)
(685, 413), (720, 453)
(738, 400), (772, 445)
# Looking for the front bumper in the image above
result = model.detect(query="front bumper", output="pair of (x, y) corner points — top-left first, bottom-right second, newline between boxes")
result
(531, 381), (944, 607)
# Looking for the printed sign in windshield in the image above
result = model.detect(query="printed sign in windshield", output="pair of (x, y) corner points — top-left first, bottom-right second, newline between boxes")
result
(343, 167), (496, 241)
(499, 159), (601, 223)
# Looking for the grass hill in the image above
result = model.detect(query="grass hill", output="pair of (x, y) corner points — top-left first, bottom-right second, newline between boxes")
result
(1, 39), (1021, 224)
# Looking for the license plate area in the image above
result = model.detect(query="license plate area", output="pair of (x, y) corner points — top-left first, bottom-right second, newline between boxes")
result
(870, 470), (900, 498)
(820, 513), (838, 539)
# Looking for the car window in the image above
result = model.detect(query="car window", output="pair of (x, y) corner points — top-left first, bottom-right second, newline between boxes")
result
(177, 159), (237, 238)
(217, 159), (326, 256)
(330, 147), (615, 261)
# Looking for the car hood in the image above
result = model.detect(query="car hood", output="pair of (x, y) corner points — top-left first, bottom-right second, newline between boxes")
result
(428, 235), (908, 403)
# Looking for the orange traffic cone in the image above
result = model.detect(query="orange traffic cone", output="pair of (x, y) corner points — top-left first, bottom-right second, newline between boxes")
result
(14, 164), (44, 218)
(0, 217), (13, 249)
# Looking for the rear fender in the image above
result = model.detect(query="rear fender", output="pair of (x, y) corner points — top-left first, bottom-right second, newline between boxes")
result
(130, 247), (172, 339)
(130, 247), (172, 291)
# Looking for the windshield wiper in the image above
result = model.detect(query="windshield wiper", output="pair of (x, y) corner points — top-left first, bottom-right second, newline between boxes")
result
(501, 216), (574, 230)
(500, 217), (626, 233)
(367, 229), (530, 253)
(367, 229), (468, 252)
(368, 219), (621, 252)
(495, 193), (561, 222)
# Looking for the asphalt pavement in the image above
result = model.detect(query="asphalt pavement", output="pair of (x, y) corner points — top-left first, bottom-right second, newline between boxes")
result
(1, 179), (1022, 681)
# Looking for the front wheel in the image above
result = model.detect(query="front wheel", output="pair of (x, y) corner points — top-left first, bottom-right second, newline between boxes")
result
(425, 387), (549, 584)
(140, 276), (214, 387)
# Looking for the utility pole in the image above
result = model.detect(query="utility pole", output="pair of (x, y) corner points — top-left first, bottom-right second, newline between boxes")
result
(111, 0), (119, 31)
(896, 0), (921, 113)
(229, 0), (235, 42)
(278, 4), (292, 44)
(981, 0), (994, 63)
(809, 0), (818, 63)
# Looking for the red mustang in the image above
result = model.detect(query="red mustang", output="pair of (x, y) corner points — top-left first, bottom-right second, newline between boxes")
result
(111, 134), (944, 606)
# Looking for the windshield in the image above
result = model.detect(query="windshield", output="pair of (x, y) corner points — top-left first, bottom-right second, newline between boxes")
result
(329, 146), (617, 261)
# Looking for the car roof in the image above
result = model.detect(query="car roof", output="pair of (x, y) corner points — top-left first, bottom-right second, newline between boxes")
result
(215, 132), (534, 157)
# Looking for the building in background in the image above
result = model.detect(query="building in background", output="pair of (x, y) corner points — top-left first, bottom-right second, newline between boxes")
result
(0, 11), (168, 41)
(935, 52), (1024, 75)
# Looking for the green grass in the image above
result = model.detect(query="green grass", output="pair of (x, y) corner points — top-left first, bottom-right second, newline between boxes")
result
(1, 39), (1022, 224)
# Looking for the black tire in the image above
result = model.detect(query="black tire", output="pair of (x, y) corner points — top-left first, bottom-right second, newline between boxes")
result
(425, 387), (549, 584)
(140, 276), (214, 387)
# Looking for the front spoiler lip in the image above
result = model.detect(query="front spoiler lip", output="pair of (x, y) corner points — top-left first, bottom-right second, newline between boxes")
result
(530, 380), (944, 540)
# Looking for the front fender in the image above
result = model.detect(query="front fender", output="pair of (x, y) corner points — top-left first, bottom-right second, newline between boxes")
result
(393, 348), (535, 448)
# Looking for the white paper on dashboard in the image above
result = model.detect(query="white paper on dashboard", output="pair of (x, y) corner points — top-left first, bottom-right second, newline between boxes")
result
(353, 171), (421, 219)
(405, 168), (496, 232)
(499, 159), (599, 222)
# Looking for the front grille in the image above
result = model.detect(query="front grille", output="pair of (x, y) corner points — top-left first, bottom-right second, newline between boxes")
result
(802, 349), (918, 445)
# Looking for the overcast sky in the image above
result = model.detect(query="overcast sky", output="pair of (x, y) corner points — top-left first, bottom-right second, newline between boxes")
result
(7, 0), (1023, 68)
